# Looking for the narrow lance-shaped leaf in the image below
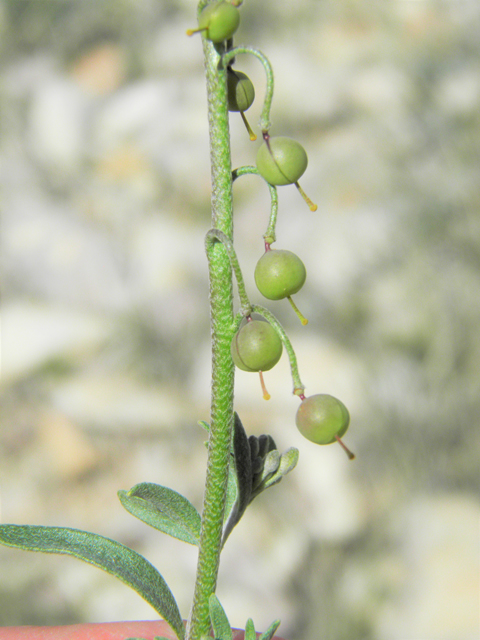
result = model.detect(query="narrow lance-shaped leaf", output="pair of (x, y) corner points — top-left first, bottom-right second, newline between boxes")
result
(209, 593), (233, 640)
(221, 413), (252, 544)
(251, 434), (277, 493)
(259, 449), (281, 481)
(260, 448), (299, 492)
(251, 447), (299, 501)
(118, 483), (201, 546)
(0, 525), (185, 640)
(258, 620), (281, 640)
(198, 420), (210, 432)
(244, 618), (256, 640)
(222, 416), (299, 544)
(223, 454), (238, 529)
(232, 412), (253, 515)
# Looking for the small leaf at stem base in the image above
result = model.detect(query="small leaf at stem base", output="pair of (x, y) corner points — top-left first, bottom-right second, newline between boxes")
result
(258, 620), (282, 640)
(209, 594), (233, 640)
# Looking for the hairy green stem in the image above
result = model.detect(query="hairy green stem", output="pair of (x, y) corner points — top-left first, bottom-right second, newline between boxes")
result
(186, 35), (236, 640)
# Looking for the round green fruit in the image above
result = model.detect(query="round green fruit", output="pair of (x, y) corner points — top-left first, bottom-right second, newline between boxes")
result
(296, 394), (350, 445)
(198, 1), (240, 43)
(255, 249), (306, 300)
(256, 136), (308, 186)
(227, 69), (255, 112)
(231, 320), (283, 372)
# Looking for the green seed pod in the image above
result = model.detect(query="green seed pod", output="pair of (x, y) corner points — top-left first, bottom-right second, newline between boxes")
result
(255, 249), (306, 301)
(227, 69), (255, 112)
(256, 136), (308, 186)
(231, 320), (283, 372)
(197, 1), (240, 43)
(296, 394), (350, 445)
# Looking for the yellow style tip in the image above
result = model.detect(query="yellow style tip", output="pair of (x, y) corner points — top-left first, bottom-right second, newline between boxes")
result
(259, 371), (271, 400)
(295, 182), (318, 212)
(287, 296), (308, 326)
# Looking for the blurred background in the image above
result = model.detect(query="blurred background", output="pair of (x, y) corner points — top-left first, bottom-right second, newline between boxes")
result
(1, 0), (479, 638)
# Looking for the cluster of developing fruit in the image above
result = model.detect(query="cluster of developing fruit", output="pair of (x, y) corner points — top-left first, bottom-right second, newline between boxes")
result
(189, 1), (353, 459)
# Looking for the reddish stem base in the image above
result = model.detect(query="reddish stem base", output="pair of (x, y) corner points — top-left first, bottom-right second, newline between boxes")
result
(0, 621), (286, 640)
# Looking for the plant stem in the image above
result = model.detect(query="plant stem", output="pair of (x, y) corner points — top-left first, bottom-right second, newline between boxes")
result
(186, 37), (236, 640)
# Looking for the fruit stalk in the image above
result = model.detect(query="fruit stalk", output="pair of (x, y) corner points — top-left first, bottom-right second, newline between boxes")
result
(222, 46), (274, 132)
(232, 165), (278, 243)
(186, 31), (236, 640)
(205, 229), (252, 315)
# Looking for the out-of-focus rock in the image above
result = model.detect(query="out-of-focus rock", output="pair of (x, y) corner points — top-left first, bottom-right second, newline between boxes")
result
(1, 302), (112, 385)
(70, 43), (127, 96)
(377, 494), (480, 640)
(39, 411), (100, 479)
(27, 78), (92, 175)
(50, 372), (193, 433)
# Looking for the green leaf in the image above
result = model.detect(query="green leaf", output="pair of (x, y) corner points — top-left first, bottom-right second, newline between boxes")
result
(261, 448), (299, 491)
(258, 620), (281, 640)
(118, 483), (201, 546)
(251, 447), (299, 500)
(209, 594), (233, 640)
(244, 618), (256, 640)
(259, 449), (281, 482)
(223, 456), (238, 527)
(222, 417), (299, 545)
(221, 413), (253, 545)
(251, 435), (275, 491)
(0, 524), (185, 640)
(257, 434), (277, 458)
(232, 413), (253, 517)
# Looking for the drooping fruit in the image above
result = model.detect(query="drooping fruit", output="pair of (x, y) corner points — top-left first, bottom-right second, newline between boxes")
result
(231, 320), (282, 372)
(255, 249), (306, 300)
(254, 249), (308, 324)
(187, 1), (240, 44)
(256, 135), (317, 211)
(227, 69), (255, 112)
(296, 394), (354, 458)
(227, 68), (257, 140)
(256, 136), (308, 186)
